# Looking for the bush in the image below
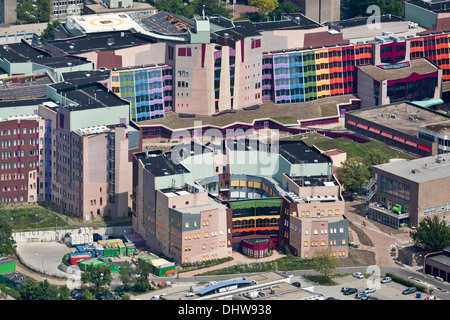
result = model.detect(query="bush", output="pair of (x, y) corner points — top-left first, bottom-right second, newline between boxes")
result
(385, 272), (427, 292)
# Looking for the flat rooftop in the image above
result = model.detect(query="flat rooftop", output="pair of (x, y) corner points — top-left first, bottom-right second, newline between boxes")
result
(61, 69), (111, 85)
(0, 97), (48, 108)
(213, 15), (322, 41)
(279, 141), (330, 165)
(420, 119), (450, 135)
(135, 151), (190, 177)
(326, 14), (405, 29)
(373, 152), (450, 183)
(358, 59), (438, 82)
(172, 197), (226, 215)
(136, 94), (359, 131)
(49, 81), (128, 110)
(347, 102), (450, 136)
(407, 0), (450, 13)
(0, 42), (91, 68)
(47, 30), (156, 54)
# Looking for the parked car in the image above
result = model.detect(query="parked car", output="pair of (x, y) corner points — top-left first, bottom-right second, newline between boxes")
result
(292, 282), (301, 288)
(343, 288), (358, 295)
(381, 276), (392, 283)
(185, 292), (194, 297)
(361, 294), (372, 300)
(341, 286), (351, 292)
(150, 295), (161, 300)
(352, 272), (364, 279)
(402, 287), (418, 295)
(363, 287), (376, 294)
(367, 296), (379, 300)
(355, 292), (367, 299)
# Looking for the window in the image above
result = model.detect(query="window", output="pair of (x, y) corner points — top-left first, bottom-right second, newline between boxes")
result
(424, 206), (436, 216)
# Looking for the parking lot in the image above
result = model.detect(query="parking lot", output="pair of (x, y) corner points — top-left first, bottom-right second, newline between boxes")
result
(312, 274), (434, 300)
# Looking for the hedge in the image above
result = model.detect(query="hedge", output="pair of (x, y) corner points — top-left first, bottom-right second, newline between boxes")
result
(385, 272), (427, 292)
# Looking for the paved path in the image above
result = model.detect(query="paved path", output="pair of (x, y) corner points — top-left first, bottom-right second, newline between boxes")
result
(345, 201), (412, 269)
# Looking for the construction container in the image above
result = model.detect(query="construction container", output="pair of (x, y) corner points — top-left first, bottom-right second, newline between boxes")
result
(118, 243), (126, 255)
(97, 239), (123, 246)
(150, 258), (175, 276)
(79, 258), (109, 271)
(103, 245), (119, 258)
(0, 258), (16, 274)
(109, 263), (121, 273)
(125, 242), (136, 256)
(69, 253), (91, 265)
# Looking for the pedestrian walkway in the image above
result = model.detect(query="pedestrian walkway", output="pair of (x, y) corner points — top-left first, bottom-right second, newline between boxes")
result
(344, 201), (412, 269)
(179, 250), (286, 278)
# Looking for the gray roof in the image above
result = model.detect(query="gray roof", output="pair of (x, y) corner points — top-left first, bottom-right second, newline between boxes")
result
(373, 153), (450, 183)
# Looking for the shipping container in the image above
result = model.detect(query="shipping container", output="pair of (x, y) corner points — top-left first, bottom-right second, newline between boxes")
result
(0, 259), (16, 274)
(79, 258), (109, 271)
(118, 243), (126, 255)
(69, 253), (91, 265)
(97, 239), (123, 246)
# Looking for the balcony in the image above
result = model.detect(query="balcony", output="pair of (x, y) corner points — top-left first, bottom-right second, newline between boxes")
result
(368, 202), (409, 229)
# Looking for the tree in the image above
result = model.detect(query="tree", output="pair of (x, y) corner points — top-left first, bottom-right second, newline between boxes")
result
(19, 279), (70, 300)
(249, 0), (279, 18)
(132, 259), (153, 292)
(337, 157), (371, 193)
(410, 215), (450, 252)
(341, 0), (403, 20)
(154, 0), (195, 19)
(119, 261), (133, 290)
(311, 248), (340, 280)
(364, 149), (390, 174)
(81, 265), (112, 294)
(0, 210), (16, 256)
(17, 0), (51, 24)
(191, 0), (232, 19)
(82, 289), (95, 300)
(36, 0), (51, 22)
(40, 20), (62, 44)
(269, 2), (301, 21)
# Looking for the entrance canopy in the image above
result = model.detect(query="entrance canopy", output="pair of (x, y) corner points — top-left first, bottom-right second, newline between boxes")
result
(410, 98), (444, 108)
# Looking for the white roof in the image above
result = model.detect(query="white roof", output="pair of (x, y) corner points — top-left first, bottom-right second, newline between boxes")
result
(374, 153), (450, 183)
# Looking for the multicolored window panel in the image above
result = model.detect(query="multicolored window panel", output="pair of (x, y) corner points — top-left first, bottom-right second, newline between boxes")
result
(111, 66), (172, 122)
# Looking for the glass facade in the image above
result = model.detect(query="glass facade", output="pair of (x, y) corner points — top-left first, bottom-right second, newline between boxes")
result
(111, 66), (172, 122)
(380, 176), (411, 201)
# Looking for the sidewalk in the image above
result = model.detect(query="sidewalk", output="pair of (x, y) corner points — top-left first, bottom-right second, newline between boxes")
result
(179, 250), (286, 278)
(345, 201), (412, 268)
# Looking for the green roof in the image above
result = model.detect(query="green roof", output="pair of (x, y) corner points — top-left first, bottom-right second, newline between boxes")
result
(228, 197), (281, 209)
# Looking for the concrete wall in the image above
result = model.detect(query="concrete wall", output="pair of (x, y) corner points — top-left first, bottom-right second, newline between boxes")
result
(13, 225), (132, 243)
(404, 2), (438, 29)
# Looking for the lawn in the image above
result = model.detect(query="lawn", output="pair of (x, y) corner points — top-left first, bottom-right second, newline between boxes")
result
(2, 205), (69, 230)
(313, 137), (416, 160)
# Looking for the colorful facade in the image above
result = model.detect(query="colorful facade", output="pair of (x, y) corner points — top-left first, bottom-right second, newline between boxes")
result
(110, 65), (173, 122)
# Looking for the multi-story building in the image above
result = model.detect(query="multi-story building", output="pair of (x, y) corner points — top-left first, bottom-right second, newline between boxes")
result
(51, 0), (83, 23)
(132, 138), (348, 263)
(0, 115), (47, 204)
(295, 0), (341, 24)
(368, 152), (450, 229)
(38, 80), (140, 221)
(0, 0), (16, 25)
(345, 101), (450, 157)
(108, 64), (173, 122)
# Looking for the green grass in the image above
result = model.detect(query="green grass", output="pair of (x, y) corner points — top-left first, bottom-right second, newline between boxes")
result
(3, 205), (69, 230)
(272, 116), (298, 124)
(313, 137), (416, 160)
(280, 132), (331, 145)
